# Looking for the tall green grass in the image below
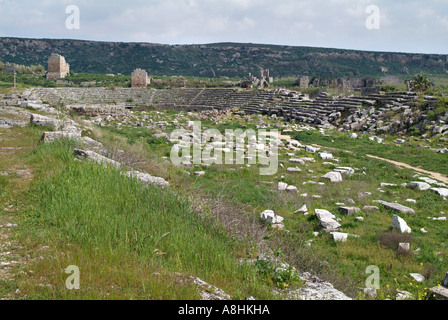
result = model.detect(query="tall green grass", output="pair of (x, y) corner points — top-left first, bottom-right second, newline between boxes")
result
(21, 141), (274, 299)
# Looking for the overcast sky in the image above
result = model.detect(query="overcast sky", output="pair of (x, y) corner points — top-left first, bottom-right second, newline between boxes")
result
(0, 0), (447, 54)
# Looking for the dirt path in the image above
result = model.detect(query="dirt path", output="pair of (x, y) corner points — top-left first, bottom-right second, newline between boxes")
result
(365, 154), (448, 184)
(309, 142), (448, 184)
(261, 130), (448, 184)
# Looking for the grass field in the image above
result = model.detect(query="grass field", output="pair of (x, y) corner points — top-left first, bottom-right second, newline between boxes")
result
(1, 100), (447, 300)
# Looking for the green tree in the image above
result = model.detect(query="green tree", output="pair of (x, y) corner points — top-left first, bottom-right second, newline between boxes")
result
(0, 61), (4, 72)
(410, 74), (431, 93)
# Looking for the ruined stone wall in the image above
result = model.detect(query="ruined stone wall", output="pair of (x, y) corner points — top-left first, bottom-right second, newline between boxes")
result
(46, 53), (70, 80)
(131, 69), (151, 88)
(298, 76), (309, 88)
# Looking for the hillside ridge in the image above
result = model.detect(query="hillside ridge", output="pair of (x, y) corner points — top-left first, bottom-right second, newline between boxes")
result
(1, 37), (447, 78)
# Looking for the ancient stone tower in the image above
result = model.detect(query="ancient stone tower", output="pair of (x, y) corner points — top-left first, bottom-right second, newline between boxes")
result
(131, 68), (151, 88)
(298, 76), (310, 89)
(46, 53), (70, 80)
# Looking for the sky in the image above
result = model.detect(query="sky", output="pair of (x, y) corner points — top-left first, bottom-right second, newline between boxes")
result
(0, 0), (447, 54)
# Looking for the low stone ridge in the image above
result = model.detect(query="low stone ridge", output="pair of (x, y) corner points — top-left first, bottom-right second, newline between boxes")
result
(74, 149), (122, 168)
(125, 170), (170, 188)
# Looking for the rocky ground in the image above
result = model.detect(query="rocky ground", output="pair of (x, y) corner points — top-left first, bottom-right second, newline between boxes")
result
(1, 88), (447, 300)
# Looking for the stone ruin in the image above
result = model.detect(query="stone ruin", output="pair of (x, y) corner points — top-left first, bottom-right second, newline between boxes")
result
(46, 53), (70, 80)
(298, 76), (403, 94)
(297, 76), (310, 89)
(241, 68), (273, 89)
(131, 68), (151, 88)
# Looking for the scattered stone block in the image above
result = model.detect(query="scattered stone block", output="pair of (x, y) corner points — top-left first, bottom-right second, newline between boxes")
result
(378, 201), (415, 214)
(338, 207), (361, 216)
(392, 215), (412, 234)
(410, 181), (431, 191)
(315, 209), (336, 220)
(396, 290), (413, 300)
(294, 205), (308, 214)
(431, 188), (448, 198)
(331, 232), (348, 242)
(321, 171), (343, 183)
(397, 242), (411, 255)
(335, 167), (354, 175)
(278, 182), (288, 191)
(410, 273), (425, 283)
(363, 206), (379, 212)
(126, 170), (170, 188)
(319, 152), (333, 160)
(260, 210), (284, 224)
(74, 149), (121, 169)
(430, 286), (448, 300)
(305, 145), (319, 153)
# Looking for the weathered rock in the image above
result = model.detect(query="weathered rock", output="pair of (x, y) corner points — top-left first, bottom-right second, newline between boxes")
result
(410, 273), (425, 283)
(393, 215), (412, 234)
(378, 201), (415, 214)
(331, 232), (348, 242)
(73, 149), (121, 168)
(30, 114), (64, 130)
(283, 272), (352, 300)
(396, 290), (413, 300)
(335, 167), (355, 175)
(41, 131), (81, 143)
(305, 145), (319, 153)
(319, 218), (341, 231)
(410, 181), (431, 191)
(278, 182), (288, 191)
(319, 152), (333, 160)
(430, 286), (448, 300)
(431, 188), (448, 198)
(188, 276), (231, 300)
(398, 243), (411, 255)
(321, 171), (343, 183)
(287, 167), (302, 173)
(338, 207), (361, 216)
(289, 158), (305, 164)
(363, 288), (378, 299)
(81, 137), (104, 149)
(126, 170), (170, 188)
(260, 210), (284, 224)
(294, 204), (308, 214)
(363, 206), (379, 212)
(315, 209), (336, 220)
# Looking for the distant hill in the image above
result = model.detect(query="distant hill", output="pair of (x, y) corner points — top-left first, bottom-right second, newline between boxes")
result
(1, 37), (447, 79)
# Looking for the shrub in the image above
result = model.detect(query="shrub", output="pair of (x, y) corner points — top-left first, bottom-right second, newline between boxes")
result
(379, 230), (413, 252)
